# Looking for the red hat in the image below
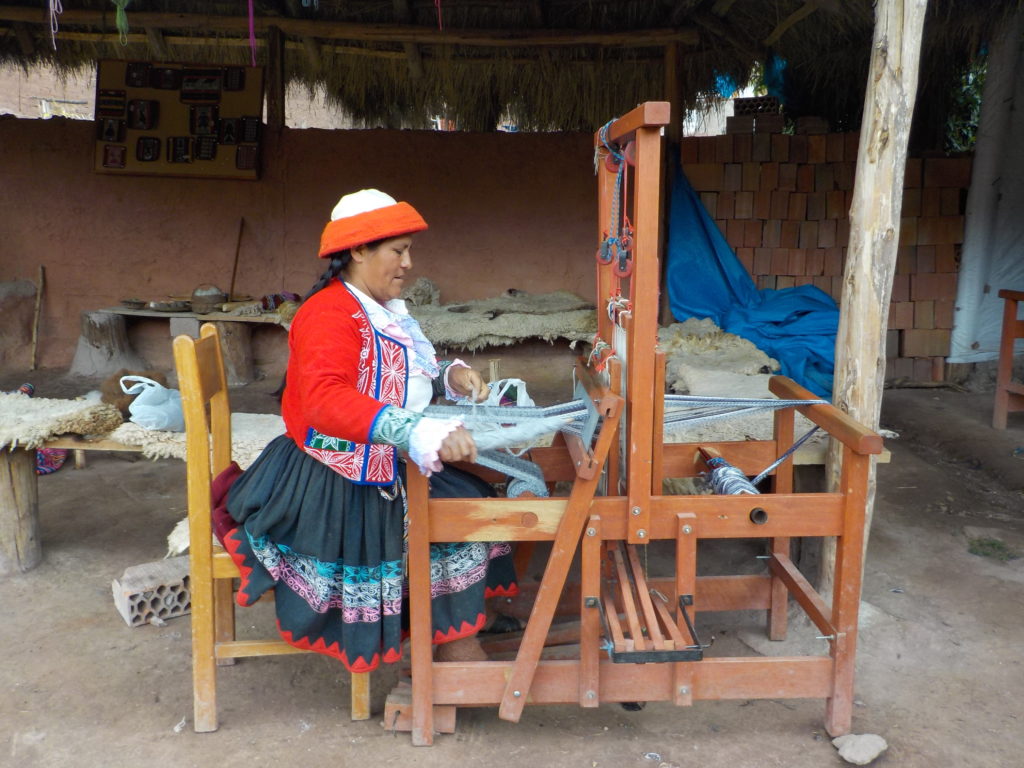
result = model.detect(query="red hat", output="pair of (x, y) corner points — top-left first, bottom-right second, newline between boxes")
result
(318, 189), (428, 258)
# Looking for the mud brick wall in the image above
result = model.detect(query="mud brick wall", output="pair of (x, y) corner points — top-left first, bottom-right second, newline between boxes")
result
(680, 132), (971, 382)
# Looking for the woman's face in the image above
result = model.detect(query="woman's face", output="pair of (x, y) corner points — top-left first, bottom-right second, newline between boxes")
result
(347, 235), (414, 303)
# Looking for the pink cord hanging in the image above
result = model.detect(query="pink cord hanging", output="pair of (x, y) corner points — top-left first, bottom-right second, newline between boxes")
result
(434, 0), (443, 31)
(248, 0), (257, 66)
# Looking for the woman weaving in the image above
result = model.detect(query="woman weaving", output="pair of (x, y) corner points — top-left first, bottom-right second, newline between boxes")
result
(221, 189), (517, 670)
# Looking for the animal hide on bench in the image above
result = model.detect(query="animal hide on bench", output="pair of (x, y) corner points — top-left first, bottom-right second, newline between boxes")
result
(0, 393), (124, 450)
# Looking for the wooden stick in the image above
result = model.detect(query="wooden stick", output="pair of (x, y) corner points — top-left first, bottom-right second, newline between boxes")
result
(30, 265), (44, 371)
(228, 218), (244, 302)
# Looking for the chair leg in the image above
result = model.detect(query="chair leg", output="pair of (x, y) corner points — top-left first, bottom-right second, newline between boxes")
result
(351, 672), (371, 720)
(191, 575), (219, 732)
(213, 578), (237, 666)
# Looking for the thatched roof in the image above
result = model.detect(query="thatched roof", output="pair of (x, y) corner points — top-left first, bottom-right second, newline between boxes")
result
(0, 1), (1017, 141)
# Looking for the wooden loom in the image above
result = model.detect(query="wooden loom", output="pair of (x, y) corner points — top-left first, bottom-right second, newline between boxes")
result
(390, 102), (883, 745)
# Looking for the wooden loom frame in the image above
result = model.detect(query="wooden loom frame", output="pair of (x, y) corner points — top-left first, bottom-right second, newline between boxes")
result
(395, 102), (882, 745)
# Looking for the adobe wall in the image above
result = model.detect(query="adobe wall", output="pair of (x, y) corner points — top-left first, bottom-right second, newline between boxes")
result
(679, 131), (970, 382)
(0, 117), (596, 371)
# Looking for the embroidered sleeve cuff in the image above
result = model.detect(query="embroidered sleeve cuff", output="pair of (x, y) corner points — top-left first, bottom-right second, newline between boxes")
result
(443, 358), (471, 401)
(432, 360), (453, 399)
(369, 405), (422, 451)
(408, 416), (463, 477)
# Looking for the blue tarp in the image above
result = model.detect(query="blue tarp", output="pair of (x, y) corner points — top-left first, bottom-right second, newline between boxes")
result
(666, 162), (839, 397)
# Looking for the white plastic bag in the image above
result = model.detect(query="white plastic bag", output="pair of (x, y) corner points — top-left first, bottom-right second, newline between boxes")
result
(478, 378), (536, 408)
(119, 376), (185, 432)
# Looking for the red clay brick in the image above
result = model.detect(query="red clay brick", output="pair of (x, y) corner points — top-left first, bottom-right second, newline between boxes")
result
(888, 302), (914, 330)
(787, 249), (807, 276)
(723, 163), (743, 191)
(807, 249), (825, 276)
(934, 299), (954, 329)
(754, 190), (772, 220)
(788, 192), (808, 220)
(826, 133), (845, 162)
(914, 300), (935, 330)
(904, 158), (922, 188)
(727, 219), (745, 248)
(695, 136), (714, 162)
(771, 190), (790, 220)
(935, 243), (958, 272)
(799, 221), (818, 249)
(771, 248), (789, 275)
(892, 274), (910, 302)
(940, 187), (963, 216)
(756, 114), (785, 133)
(911, 272), (958, 301)
(718, 191), (736, 219)
(794, 275), (813, 287)
(901, 187), (921, 217)
(790, 134), (809, 163)
(754, 247), (772, 275)
(758, 275), (777, 290)
(734, 190), (754, 219)
(826, 190), (847, 219)
(813, 275), (832, 294)
(916, 245), (936, 273)
(752, 133), (772, 162)
(817, 218), (837, 248)
(806, 191), (826, 220)
(913, 358), (934, 381)
(831, 276), (845, 301)
(923, 157), (972, 189)
(760, 162), (779, 190)
(762, 220), (781, 247)
(685, 163), (724, 191)
(808, 135), (827, 164)
(717, 134), (737, 162)
(844, 132), (861, 160)
(931, 357), (946, 382)
(797, 164), (815, 193)
(899, 217), (918, 246)
(896, 246), (915, 275)
(715, 219), (728, 236)
(681, 137), (700, 164)
(733, 133), (753, 162)
(837, 218), (851, 246)
(780, 221), (800, 249)
(742, 162), (760, 191)
(834, 162), (856, 191)
(779, 163), (798, 191)
(901, 329), (951, 358)
(891, 356), (914, 379)
(743, 220), (763, 247)
(736, 247), (754, 274)
(776, 275), (796, 289)
(824, 248), (844, 276)
(771, 134), (790, 162)
(699, 192), (718, 218)
(815, 164), (835, 192)
(921, 188), (941, 217)
(917, 216), (965, 246)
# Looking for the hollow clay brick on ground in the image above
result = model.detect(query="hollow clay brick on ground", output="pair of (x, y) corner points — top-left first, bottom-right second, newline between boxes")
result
(807, 191), (826, 220)
(762, 219), (781, 247)
(754, 190), (772, 220)
(723, 162), (742, 191)
(752, 133), (772, 161)
(715, 134), (734, 163)
(799, 221), (818, 250)
(917, 216), (964, 246)
(817, 219), (837, 248)
(734, 191), (754, 219)
(781, 221), (800, 249)
(889, 302), (914, 330)
(788, 192), (808, 220)
(911, 273), (958, 301)
(808, 135), (827, 163)
(921, 187), (941, 217)
(742, 162), (760, 191)
(892, 274), (910, 302)
(899, 218), (918, 246)
(815, 164), (835, 192)
(779, 163), (798, 191)
(935, 243), (958, 273)
(771, 133), (790, 162)
(790, 134), (809, 163)
(797, 164), (815, 193)
(807, 249), (825, 276)
(934, 299), (955, 329)
(718, 191), (736, 219)
(760, 162), (779, 190)
(914, 300), (935, 330)
(787, 249), (807, 276)
(923, 157), (972, 189)
(754, 247), (772, 275)
(901, 187), (921, 217)
(901, 329), (952, 358)
(733, 132), (752, 162)
(916, 245), (936, 273)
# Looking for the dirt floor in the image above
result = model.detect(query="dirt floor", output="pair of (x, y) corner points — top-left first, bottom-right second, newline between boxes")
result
(2, 369), (1023, 768)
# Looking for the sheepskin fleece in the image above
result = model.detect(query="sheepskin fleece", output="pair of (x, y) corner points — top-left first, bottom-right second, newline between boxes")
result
(0, 393), (124, 450)
(109, 413), (285, 469)
(408, 289), (596, 351)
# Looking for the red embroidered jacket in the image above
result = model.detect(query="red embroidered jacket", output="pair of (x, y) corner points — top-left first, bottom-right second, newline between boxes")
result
(281, 281), (408, 485)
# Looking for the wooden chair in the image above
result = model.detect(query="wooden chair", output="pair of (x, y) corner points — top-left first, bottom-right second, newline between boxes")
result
(993, 289), (1024, 429)
(173, 323), (369, 732)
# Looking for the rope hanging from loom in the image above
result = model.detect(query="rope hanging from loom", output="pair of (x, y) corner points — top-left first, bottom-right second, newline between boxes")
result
(247, 0), (257, 66)
(595, 120), (634, 285)
(48, 0), (62, 50)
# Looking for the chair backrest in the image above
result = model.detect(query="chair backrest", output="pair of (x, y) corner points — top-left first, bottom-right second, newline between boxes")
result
(172, 324), (232, 554)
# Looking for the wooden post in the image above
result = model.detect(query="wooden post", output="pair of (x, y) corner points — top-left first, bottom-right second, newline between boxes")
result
(267, 25), (286, 132)
(0, 448), (42, 576)
(820, 0), (928, 596)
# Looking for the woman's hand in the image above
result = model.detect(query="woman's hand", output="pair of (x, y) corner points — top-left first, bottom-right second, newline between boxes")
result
(448, 366), (491, 403)
(438, 426), (477, 464)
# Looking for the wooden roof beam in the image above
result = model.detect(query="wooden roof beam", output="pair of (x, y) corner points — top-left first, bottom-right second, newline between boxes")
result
(12, 20), (33, 56)
(393, 0), (425, 80)
(764, 0), (820, 47)
(0, 6), (698, 48)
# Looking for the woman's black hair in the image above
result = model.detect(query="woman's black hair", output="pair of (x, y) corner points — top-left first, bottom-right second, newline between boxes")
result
(275, 238), (389, 400)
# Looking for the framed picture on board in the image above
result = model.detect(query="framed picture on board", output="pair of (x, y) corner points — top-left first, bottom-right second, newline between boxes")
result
(102, 144), (127, 169)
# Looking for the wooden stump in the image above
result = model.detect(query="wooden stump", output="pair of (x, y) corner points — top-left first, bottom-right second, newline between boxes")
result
(69, 311), (148, 378)
(212, 322), (255, 386)
(0, 448), (41, 576)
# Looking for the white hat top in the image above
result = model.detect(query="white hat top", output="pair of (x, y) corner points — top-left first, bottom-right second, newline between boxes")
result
(330, 189), (398, 221)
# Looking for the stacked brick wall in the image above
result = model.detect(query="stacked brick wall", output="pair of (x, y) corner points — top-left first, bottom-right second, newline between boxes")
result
(679, 132), (971, 382)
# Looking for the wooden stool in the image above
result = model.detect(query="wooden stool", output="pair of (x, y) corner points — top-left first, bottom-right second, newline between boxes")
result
(993, 289), (1024, 429)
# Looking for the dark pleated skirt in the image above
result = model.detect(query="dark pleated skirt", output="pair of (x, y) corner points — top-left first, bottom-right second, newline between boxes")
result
(223, 435), (517, 673)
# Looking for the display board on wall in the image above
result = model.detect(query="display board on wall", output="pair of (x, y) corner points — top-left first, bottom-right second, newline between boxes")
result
(93, 60), (264, 180)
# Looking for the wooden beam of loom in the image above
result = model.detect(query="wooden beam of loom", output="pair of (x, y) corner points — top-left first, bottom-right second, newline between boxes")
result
(0, 6), (699, 48)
